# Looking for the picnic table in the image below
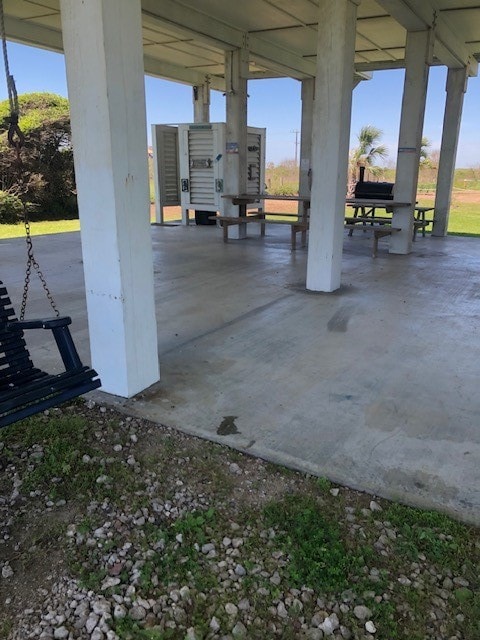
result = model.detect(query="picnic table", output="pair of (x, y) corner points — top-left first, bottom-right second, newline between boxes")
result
(216, 194), (311, 250)
(346, 199), (433, 240)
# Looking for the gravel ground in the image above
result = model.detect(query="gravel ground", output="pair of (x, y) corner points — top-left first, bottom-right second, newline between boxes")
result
(0, 402), (478, 640)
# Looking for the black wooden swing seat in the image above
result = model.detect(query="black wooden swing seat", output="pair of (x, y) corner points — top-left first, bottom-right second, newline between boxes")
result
(0, 282), (101, 428)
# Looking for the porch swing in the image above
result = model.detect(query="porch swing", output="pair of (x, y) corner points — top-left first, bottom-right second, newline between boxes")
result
(0, 1), (101, 428)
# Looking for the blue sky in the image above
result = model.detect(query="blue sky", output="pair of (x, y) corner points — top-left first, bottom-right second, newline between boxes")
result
(2, 42), (480, 167)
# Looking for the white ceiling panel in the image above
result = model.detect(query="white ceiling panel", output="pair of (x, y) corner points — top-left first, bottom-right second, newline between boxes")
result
(2, 0), (479, 89)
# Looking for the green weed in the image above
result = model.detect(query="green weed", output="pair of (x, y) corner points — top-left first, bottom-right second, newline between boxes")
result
(3, 414), (138, 502)
(383, 503), (473, 569)
(315, 476), (332, 492)
(113, 617), (171, 639)
(264, 495), (363, 593)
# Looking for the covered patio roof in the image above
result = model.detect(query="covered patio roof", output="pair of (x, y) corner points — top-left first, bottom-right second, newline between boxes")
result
(5, 0), (480, 89)
(2, 0), (478, 410)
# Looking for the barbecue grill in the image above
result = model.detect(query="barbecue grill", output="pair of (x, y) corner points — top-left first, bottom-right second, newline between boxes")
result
(354, 180), (394, 200)
(354, 166), (394, 200)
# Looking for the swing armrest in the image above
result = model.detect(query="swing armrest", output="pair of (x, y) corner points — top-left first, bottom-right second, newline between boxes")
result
(6, 316), (82, 370)
(6, 316), (72, 331)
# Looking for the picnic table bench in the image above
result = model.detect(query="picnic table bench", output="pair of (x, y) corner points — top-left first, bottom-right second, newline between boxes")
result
(346, 200), (433, 241)
(218, 194), (311, 250)
(210, 211), (309, 250)
(344, 217), (401, 257)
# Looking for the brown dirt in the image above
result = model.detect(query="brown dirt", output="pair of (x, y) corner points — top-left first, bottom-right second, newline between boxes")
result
(150, 190), (480, 221)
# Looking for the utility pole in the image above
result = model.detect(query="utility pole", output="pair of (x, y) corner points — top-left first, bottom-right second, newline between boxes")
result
(292, 129), (300, 166)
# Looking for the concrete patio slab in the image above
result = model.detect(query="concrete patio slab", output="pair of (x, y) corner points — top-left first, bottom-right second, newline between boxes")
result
(2, 224), (479, 524)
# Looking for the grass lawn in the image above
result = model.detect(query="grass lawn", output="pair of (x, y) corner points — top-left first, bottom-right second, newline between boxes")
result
(0, 219), (80, 239)
(443, 201), (480, 235)
(0, 200), (479, 239)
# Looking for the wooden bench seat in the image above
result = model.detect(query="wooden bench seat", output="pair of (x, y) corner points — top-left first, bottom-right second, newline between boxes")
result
(346, 215), (432, 242)
(344, 222), (401, 258)
(413, 218), (431, 240)
(211, 214), (308, 250)
(0, 282), (101, 428)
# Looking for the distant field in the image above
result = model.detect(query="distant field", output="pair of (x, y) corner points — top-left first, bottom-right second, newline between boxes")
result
(0, 194), (479, 238)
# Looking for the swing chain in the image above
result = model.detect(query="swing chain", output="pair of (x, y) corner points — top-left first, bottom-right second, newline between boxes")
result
(20, 210), (60, 321)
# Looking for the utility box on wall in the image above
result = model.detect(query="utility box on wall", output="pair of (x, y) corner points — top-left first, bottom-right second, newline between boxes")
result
(151, 123), (266, 225)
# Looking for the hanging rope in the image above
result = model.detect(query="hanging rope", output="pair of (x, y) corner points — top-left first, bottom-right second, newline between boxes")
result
(0, 0), (24, 155)
(0, 0), (58, 320)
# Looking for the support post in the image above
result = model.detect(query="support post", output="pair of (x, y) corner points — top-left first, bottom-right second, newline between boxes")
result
(298, 78), (314, 215)
(193, 79), (211, 123)
(433, 67), (469, 236)
(60, 0), (160, 397)
(390, 30), (433, 254)
(306, 0), (359, 292)
(224, 48), (248, 238)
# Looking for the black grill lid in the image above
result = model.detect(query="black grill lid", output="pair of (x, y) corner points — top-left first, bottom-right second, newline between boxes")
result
(354, 181), (394, 200)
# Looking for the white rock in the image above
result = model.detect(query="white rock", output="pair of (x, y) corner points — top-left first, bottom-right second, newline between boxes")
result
(277, 602), (288, 618)
(232, 621), (247, 637)
(113, 604), (126, 619)
(210, 616), (220, 632)
(101, 577), (121, 590)
(129, 605), (146, 621)
(93, 600), (111, 615)
(136, 597), (151, 610)
(85, 613), (100, 634)
(353, 605), (372, 620)
(225, 603), (238, 616)
(1, 563), (14, 579)
(53, 627), (69, 639)
(365, 621), (377, 633)
(369, 500), (383, 512)
(320, 613), (339, 636)
(238, 598), (250, 610)
(179, 586), (191, 600)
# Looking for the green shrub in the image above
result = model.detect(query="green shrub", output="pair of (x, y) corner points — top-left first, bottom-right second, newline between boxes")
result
(0, 190), (23, 224)
(0, 93), (78, 220)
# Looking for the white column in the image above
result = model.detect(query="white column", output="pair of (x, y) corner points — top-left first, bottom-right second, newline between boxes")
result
(390, 30), (433, 254)
(193, 80), (211, 123)
(60, 0), (160, 397)
(224, 48), (248, 238)
(433, 67), (468, 237)
(298, 78), (314, 214)
(306, 0), (359, 292)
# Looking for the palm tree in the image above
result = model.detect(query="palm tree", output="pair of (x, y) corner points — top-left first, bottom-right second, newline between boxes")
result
(420, 136), (431, 165)
(348, 125), (388, 191)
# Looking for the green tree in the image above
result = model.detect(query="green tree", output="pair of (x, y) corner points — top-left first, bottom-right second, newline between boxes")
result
(0, 92), (77, 219)
(348, 125), (388, 191)
(420, 136), (431, 165)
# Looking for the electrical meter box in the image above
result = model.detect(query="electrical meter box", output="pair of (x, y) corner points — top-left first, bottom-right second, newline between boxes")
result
(152, 122), (266, 224)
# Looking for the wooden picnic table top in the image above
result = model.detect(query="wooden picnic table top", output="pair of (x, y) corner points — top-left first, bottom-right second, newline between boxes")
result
(345, 216), (393, 224)
(346, 198), (411, 207)
(222, 193), (311, 203)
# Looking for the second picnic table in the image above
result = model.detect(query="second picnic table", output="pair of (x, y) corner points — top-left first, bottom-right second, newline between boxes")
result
(215, 194), (311, 250)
